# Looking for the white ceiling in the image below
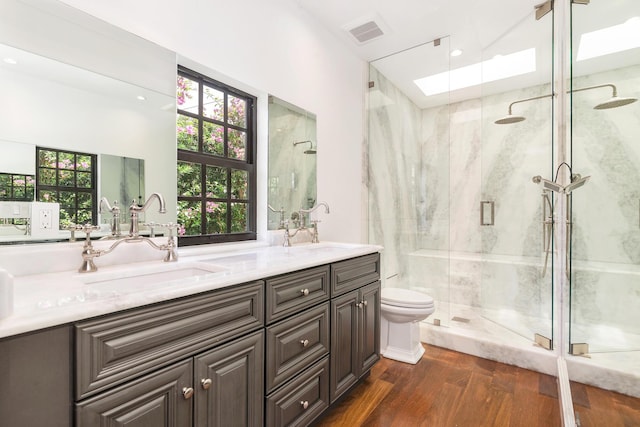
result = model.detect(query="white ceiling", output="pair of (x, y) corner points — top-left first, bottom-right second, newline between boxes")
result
(295, 0), (640, 109)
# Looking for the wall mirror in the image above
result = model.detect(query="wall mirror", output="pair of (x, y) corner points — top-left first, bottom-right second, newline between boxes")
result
(267, 95), (317, 230)
(0, 0), (177, 243)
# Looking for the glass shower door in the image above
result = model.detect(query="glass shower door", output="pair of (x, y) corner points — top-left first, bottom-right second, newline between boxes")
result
(479, 6), (555, 346)
(569, 0), (640, 355)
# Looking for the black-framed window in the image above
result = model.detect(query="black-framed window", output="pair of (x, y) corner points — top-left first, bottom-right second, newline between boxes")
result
(36, 147), (97, 228)
(0, 173), (35, 201)
(177, 66), (256, 245)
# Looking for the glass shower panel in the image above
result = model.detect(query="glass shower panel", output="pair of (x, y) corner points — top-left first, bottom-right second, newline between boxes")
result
(367, 37), (452, 327)
(479, 8), (555, 344)
(569, 0), (640, 354)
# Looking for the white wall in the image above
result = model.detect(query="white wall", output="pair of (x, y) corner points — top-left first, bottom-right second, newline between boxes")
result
(59, 0), (367, 244)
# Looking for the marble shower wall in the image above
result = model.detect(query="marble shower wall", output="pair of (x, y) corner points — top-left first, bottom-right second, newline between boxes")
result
(570, 65), (640, 336)
(366, 66), (422, 285)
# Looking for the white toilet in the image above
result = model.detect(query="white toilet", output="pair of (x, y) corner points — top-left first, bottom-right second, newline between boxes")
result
(380, 287), (435, 364)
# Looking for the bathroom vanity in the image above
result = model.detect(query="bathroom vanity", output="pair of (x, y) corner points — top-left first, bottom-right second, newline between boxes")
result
(0, 243), (381, 426)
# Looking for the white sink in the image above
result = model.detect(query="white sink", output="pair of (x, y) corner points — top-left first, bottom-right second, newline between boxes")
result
(79, 262), (228, 289)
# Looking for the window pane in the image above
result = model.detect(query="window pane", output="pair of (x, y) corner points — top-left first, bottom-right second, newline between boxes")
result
(77, 171), (92, 188)
(227, 95), (247, 128)
(58, 170), (74, 187)
(231, 203), (248, 232)
(77, 209), (93, 225)
(177, 76), (199, 114)
(177, 114), (199, 151)
(231, 169), (248, 199)
(38, 190), (57, 203)
(206, 202), (227, 234)
(177, 200), (201, 236)
(177, 161), (202, 197)
(78, 192), (92, 209)
(59, 152), (75, 170)
(39, 150), (56, 168)
(76, 155), (92, 171)
(206, 166), (227, 198)
(203, 122), (224, 156)
(228, 129), (246, 160)
(203, 86), (224, 121)
(39, 169), (56, 186)
(59, 208), (73, 227)
(59, 191), (76, 208)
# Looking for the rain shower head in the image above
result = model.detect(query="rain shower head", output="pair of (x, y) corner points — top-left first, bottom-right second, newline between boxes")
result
(293, 140), (316, 154)
(494, 94), (553, 125)
(494, 113), (526, 124)
(593, 96), (637, 110)
(495, 83), (637, 124)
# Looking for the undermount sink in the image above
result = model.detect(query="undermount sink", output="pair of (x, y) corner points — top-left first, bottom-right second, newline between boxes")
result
(79, 262), (228, 289)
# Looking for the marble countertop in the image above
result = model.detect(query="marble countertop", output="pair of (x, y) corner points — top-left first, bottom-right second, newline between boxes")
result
(0, 241), (382, 339)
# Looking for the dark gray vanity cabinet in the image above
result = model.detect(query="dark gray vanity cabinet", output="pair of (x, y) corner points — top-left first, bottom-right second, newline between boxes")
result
(265, 265), (331, 427)
(0, 325), (73, 427)
(74, 280), (265, 427)
(329, 254), (381, 403)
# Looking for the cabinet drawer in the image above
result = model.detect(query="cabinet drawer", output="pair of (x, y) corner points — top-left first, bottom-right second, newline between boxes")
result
(266, 303), (329, 393)
(331, 253), (380, 296)
(75, 281), (264, 399)
(266, 356), (329, 427)
(266, 265), (329, 323)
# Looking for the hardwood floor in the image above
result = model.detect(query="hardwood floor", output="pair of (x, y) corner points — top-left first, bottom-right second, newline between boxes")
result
(315, 344), (640, 427)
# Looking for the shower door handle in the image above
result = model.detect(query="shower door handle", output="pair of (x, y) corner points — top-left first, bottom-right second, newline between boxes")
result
(480, 201), (495, 226)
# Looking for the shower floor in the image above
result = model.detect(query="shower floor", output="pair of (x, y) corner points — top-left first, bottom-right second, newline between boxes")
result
(420, 302), (640, 398)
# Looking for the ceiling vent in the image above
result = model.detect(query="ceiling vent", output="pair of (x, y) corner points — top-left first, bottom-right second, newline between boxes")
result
(348, 20), (384, 44)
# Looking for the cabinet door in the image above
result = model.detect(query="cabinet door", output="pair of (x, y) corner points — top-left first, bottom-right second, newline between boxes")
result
(194, 331), (264, 427)
(359, 281), (380, 374)
(0, 326), (72, 427)
(76, 359), (193, 427)
(329, 290), (359, 403)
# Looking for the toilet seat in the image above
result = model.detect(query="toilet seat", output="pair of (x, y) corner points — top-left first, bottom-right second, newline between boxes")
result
(381, 288), (434, 309)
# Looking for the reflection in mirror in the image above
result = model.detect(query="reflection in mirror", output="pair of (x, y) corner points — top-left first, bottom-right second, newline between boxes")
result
(0, 0), (177, 244)
(100, 155), (146, 224)
(267, 96), (317, 230)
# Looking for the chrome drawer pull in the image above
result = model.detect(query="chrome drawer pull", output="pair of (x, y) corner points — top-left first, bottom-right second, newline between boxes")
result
(300, 400), (309, 410)
(300, 288), (310, 296)
(300, 339), (310, 347)
(182, 387), (194, 400)
(201, 378), (212, 390)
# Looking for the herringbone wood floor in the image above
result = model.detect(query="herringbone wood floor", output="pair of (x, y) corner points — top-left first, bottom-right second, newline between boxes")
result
(315, 344), (640, 427)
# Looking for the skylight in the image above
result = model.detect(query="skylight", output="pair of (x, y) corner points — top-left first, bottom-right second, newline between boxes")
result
(414, 48), (537, 97)
(576, 17), (640, 61)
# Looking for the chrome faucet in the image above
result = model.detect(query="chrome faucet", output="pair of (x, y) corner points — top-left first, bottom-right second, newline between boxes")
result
(77, 193), (177, 273)
(129, 192), (166, 237)
(99, 197), (122, 238)
(283, 202), (330, 246)
(268, 204), (286, 229)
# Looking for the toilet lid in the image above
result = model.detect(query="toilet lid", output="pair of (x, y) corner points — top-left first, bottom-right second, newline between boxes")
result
(381, 288), (434, 309)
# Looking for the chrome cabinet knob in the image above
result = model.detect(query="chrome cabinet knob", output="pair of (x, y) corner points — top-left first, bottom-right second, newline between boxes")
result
(300, 288), (310, 296)
(357, 302), (363, 309)
(182, 387), (194, 400)
(362, 300), (368, 306)
(300, 339), (310, 347)
(300, 400), (309, 410)
(201, 378), (212, 390)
